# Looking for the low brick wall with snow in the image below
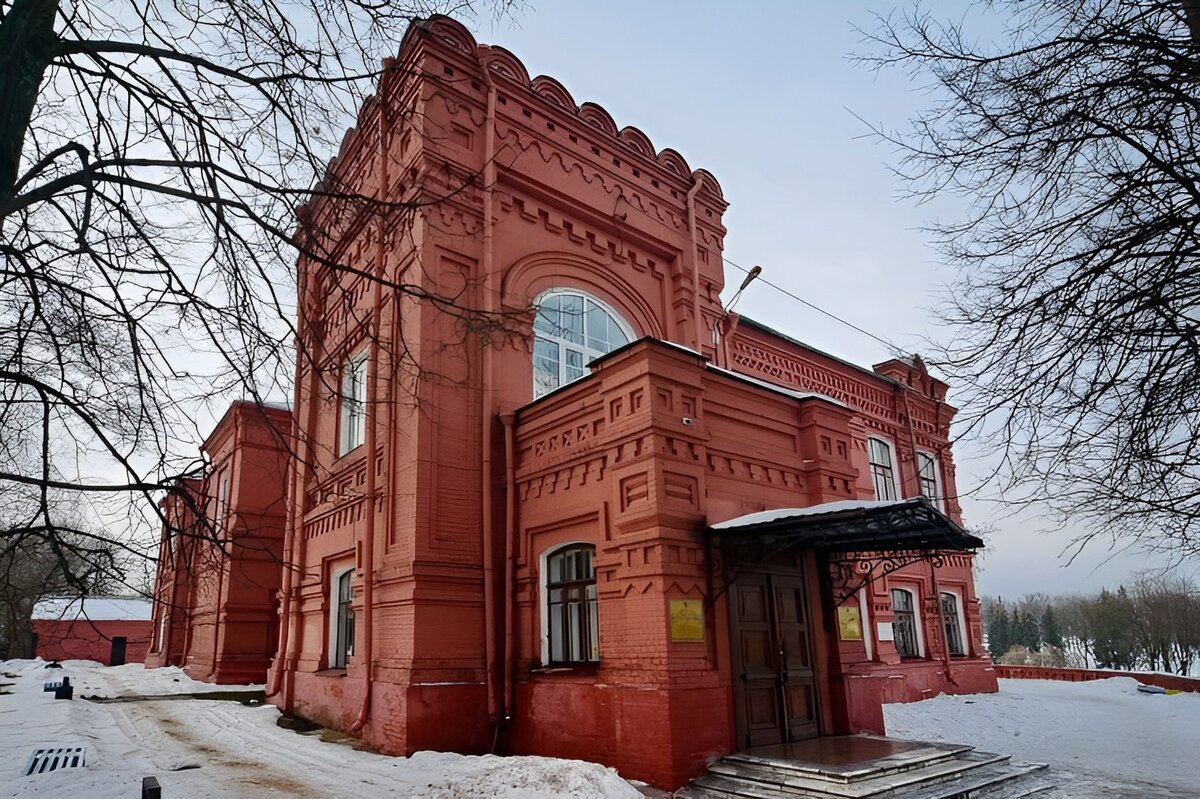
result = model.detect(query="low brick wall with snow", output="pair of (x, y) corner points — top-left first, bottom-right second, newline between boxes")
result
(995, 665), (1200, 693)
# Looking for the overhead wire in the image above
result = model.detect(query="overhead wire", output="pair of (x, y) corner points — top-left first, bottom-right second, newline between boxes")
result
(721, 255), (902, 354)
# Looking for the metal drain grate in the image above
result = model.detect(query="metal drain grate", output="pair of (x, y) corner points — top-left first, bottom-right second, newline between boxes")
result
(23, 746), (87, 776)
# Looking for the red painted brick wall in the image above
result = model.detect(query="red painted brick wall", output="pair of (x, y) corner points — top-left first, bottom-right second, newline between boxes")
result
(272, 15), (997, 791)
(146, 403), (290, 684)
(995, 665), (1200, 693)
(34, 619), (151, 665)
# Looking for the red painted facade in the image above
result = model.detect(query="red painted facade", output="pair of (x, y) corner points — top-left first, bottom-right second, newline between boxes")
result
(34, 616), (151, 665)
(145, 401), (291, 683)
(268, 16), (997, 790)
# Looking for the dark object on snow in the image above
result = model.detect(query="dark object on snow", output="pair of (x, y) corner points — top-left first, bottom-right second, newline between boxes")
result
(44, 662), (62, 669)
(1137, 684), (1167, 694)
(54, 681), (73, 700)
(276, 713), (320, 733)
(43, 676), (70, 692)
(142, 776), (161, 799)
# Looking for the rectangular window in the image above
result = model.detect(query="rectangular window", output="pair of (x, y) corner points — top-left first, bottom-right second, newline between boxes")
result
(339, 352), (368, 456)
(941, 592), (966, 656)
(333, 570), (355, 668)
(891, 588), (921, 658)
(216, 471), (230, 533)
(868, 438), (898, 501)
(546, 545), (599, 664)
(917, 453), (940, 508)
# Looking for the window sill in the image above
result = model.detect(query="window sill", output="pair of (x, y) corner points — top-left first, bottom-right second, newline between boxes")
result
(314, 668), (348, 678)
(530, 663), (600, 675)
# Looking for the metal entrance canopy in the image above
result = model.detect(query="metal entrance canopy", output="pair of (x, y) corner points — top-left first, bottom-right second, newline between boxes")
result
(707, 497), (982, 553)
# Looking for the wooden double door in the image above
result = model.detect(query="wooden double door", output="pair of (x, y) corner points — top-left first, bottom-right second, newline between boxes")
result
(729, 570), (820, 748)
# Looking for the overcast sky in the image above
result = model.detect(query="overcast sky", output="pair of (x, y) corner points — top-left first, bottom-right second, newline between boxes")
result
(465, 1), (1199, 598)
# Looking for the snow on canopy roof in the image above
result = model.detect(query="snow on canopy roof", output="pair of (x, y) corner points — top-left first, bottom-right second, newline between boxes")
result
(710, 498), (925, 530)
(705, 364), (848, 408)
(32, 596), (152, 621)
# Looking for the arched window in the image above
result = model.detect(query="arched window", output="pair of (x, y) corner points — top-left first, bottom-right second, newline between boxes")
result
(543, 544), (599, 664)
(532, 290), (632, 398)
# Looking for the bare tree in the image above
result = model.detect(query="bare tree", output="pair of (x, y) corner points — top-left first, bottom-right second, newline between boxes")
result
(861, 1), (1200, 556)
(0, 2), (518, 586)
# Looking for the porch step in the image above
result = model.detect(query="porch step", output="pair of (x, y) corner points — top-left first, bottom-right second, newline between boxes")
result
(721, 739), (976, 784)
(676, 743), (1050, 799)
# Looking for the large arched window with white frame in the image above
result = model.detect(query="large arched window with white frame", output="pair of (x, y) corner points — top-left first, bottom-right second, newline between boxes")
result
(532, 289), (633, 399)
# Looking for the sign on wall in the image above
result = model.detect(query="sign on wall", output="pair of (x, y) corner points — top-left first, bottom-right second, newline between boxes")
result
(837, 606), (863, 641)
(669, 599), (705, 641)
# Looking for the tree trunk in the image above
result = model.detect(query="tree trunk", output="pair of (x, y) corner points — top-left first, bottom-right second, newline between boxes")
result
(0, 0), (60, 196)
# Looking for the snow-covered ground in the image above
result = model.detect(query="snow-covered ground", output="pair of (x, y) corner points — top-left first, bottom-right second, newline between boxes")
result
(0, 659), (639, 798)
(885, 678), (1200, 798)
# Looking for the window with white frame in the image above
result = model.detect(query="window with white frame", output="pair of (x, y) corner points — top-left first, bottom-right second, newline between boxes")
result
(543, 544), (599, 664)
(216, 470), (231, 533)
(868, 438), (898, 501)
(339, 352), (368, 456)
(917, 452), (941, 508)
(891, 587), (922, 658)
(940, 591), (967, 657)
(330, 568), (355, 668)
(154, 609), (167, 653)
(532, 290), (632, 399)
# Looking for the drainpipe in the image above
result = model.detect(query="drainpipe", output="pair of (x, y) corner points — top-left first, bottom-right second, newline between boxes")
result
(501, 413), (517, 722)
(350, 86), (392, 734)
(900, 385), (956, 685)
(268, 193), (320, 702)
(898, 386), (921, 501)
(267, 288), (310, 701)
(929, 561), (957, 686)
(479, 55), (501, 728)
(686, 174), (704, 350)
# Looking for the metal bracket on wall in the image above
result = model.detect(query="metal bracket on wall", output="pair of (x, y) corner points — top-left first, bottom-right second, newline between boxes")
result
(826, 550), (951, 607)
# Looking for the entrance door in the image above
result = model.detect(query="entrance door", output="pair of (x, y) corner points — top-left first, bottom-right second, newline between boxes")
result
(110, 636), (127, 666)
(729, 571), (819, 748)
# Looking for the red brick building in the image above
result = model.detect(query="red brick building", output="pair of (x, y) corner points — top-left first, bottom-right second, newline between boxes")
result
(267, 17), (997, 790)
(33, 597), (152, 665)
(145, 401), (291, 683)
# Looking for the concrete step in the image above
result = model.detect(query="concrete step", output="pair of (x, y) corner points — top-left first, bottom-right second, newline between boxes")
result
(716, 747), (988, 788)
(708, 752), (1010, 798)
(899, 762), (1049, 799)
(677, 754), (1051, 799)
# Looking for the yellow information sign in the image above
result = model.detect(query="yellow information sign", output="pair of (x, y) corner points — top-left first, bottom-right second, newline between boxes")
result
(837, 606), (863, 641)
(669, 599), (705, 642)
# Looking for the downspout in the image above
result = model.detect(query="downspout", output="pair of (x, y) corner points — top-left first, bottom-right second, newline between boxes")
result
(280, 320), (323, 710)
(900, 385), (956, 685)
(350, 88), (392, 734)
(929, 561), (957, 686)
(686, 175), (704, 351)
(501, 413), (517, 723)
(479, 56), (501, 729)
(267, 288), (310, 700)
